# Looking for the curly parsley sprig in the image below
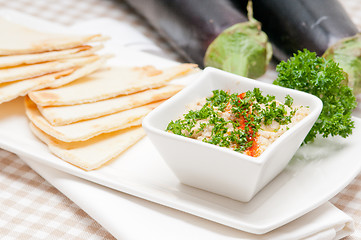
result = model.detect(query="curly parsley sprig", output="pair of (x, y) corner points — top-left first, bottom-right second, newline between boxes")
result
(273, 49), (357, 144)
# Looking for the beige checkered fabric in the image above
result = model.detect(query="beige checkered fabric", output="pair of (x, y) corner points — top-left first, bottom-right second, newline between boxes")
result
(331, 175), (361, 239)
(0, 0), (360, 239)
(0, 150), (115, 239)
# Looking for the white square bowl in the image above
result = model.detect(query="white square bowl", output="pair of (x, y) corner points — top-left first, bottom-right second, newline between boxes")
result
(142, 67), (323, 202)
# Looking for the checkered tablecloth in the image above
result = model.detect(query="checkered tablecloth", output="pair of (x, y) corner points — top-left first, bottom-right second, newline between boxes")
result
(0, 0), (361, 239)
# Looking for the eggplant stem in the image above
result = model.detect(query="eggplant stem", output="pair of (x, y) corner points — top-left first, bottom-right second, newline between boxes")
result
(247, 1), (255, 22)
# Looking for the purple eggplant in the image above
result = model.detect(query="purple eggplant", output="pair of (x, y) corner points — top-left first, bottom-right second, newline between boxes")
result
(122, 0), (272, 78)
(234, 0), (361, 94)
(236, 0), (358, 60)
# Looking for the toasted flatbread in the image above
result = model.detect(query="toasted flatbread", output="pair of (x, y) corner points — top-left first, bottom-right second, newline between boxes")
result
(0, 55), (108, 104)
(30, 123), (145, 171)
(25, 96), (160, 142)
(38, 84), (183, 126)
(0, 44), (103, 68)
(28, 63), (197, 106)
(0, 69), (75, 104)
(0, 17), (107, 55)
(42, 55), (109, 88)
(0, 55), (99, 84)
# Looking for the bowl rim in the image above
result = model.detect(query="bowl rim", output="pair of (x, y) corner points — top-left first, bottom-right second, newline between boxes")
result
(142, 67), (323, 165)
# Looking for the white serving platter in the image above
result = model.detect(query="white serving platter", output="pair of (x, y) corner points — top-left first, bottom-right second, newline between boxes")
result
(21, 155), (354, 240)
(1, 9), (361, 235)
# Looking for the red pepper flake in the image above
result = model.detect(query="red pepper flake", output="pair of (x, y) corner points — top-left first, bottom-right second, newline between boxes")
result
(236, 92), (260, 157)
(238, 92), (246, 99)
(238, 115), (246, 130)
(244, 137), (260, 157)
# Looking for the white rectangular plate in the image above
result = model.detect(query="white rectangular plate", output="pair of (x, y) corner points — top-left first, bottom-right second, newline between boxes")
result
(1, 10), (361, 235)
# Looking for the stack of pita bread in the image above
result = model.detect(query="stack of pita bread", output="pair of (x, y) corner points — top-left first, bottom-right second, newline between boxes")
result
(0, 17), (108, 104)
(25, 64), (197, 171)
(0, 17), (198, 171)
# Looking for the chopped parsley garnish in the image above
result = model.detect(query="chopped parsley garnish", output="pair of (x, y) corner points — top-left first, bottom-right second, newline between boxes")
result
(166, 89), (297, 156)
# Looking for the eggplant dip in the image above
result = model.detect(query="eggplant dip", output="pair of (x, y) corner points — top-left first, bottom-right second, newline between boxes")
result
(166, 89), (309, 157)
